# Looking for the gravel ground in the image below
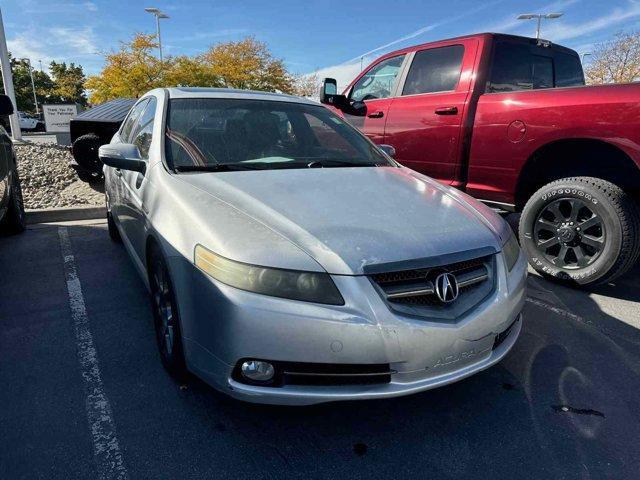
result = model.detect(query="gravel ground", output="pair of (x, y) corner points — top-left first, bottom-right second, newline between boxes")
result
(15, 142), (104, 210)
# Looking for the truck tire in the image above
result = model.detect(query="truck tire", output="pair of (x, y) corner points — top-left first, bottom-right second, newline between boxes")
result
(72, 133), (103, 177)
(519, 177), (640, 287)
(0, 170), (26, 235)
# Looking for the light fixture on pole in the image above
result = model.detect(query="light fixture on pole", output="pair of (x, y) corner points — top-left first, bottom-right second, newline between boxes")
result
(581, 52), (592, 64)
(144, 7), (169, 62)
(517, 13), (563, 40)
(21, 58), (39, 115)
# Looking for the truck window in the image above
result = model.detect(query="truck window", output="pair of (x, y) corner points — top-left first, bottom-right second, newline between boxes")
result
(555, 52), (585, 87)
(350, 55), (405, 102)
(489, 43), (534, 92)
(488, 42), (584, 93)
(532, 55), (553, 89)
(402, 45), (464, 96)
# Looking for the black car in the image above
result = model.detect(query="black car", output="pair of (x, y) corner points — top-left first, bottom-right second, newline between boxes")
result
(0, 95), (26, 235)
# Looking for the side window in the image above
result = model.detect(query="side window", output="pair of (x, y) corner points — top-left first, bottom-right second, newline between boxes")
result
(555, 52), (585, 87)
(532, 55), (553, 89)
(120, 99), (149, 142)
(489, 43), (535, 92)
(131, 97), (157, 159)
(402, 45), (465, 96)
(350, 55), (405, 102)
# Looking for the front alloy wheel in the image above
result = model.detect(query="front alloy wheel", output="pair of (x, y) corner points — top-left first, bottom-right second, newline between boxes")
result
(148, 247), (187, 378)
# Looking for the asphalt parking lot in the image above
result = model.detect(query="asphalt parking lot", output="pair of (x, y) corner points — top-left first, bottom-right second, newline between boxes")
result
(2, 220), (640, 480)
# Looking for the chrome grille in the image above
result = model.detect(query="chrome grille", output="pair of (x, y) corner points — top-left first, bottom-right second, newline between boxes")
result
(369, 254), (495, 319)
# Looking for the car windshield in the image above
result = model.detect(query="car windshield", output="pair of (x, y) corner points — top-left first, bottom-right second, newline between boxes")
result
(165, 98), (392, 171)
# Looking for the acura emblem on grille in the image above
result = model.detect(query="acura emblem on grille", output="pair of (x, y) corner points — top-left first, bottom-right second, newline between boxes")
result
(434, 272), (459, 303)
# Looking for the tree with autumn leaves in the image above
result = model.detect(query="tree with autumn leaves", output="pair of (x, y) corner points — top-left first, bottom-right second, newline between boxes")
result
(585, 31), (640, 85)
(86, 34), (318, 103)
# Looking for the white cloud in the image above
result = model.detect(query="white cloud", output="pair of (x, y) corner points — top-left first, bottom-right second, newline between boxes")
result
(544, 1), (640, 42)
(7, 26), (99, 71)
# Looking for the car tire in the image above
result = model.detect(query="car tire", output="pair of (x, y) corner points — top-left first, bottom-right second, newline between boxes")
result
(72, 133), (103, 176)
(147, 245), (188, 379)
(107, 210), (121, 243)
(519, 176), (640, 287)
(0, 169), (26, 235)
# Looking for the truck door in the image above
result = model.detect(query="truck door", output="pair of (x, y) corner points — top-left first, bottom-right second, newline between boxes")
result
(383, 40), (476, 185)
(342, 54), (407, 144)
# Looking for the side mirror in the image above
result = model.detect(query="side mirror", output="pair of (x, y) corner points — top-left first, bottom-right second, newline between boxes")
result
(319, 78), (349, 109)
(99, 143), (146, 174)
(0, 95), (14, 116)
(379, 144), (396, 158)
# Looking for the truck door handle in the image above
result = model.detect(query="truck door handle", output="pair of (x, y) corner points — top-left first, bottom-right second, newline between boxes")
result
(435, 106), (458, 115)
(114, 169), (122, 178)
(367, 111), (384, 118)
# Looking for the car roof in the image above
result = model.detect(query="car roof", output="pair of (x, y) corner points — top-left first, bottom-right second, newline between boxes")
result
(161, 87), (319, 106)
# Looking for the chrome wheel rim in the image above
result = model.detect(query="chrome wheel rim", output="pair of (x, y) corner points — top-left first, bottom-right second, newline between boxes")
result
(533, 198), (606, 269)
(152, 260), (175, 357)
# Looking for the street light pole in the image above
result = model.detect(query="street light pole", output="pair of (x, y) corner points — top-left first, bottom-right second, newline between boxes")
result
(144, 7), (169, 62)
(517, 12), (564, 40)
(581, 52), (592, 64)
(22, 58), (39, 115)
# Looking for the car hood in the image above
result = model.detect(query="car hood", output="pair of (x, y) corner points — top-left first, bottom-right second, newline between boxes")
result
(178, 166), (502, 275)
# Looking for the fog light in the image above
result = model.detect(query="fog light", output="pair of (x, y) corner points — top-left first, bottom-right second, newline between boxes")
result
(241, 360), (275, 382)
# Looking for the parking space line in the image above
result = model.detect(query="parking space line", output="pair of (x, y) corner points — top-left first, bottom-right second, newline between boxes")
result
(58, 226), (128, 480)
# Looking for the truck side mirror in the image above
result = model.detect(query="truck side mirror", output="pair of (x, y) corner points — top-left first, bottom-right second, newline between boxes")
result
(0, 95), (14, 116)
(319, 78), (349, 109)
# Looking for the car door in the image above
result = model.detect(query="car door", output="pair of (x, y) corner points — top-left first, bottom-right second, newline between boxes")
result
(121, 96), (157, 262)
(108, 98), (149, 223)
(342, 54), (408, 144)
(383, 40), (475, 185)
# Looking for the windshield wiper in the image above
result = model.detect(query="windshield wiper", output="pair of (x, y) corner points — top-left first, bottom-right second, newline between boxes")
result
(306, 159), (382, 168)
(174, 163), (265, 172)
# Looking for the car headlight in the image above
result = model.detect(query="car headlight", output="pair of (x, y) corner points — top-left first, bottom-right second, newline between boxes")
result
(194, 244), (344, 305)
(502, 228), (521, 273)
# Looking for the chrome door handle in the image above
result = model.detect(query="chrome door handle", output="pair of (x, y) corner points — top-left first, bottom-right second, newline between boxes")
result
(114, 169), (122, 177)
(367, 111), (384, 118)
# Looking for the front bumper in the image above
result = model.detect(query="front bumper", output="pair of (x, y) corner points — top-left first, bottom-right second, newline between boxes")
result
(168, 250), (527, 405)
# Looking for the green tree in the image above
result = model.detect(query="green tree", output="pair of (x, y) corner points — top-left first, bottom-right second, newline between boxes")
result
(0, 57), (50, 112)
(49, 61), (88, 106)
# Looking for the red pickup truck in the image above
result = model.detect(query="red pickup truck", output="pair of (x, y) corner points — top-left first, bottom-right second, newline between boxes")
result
(320, 32), (640, 287)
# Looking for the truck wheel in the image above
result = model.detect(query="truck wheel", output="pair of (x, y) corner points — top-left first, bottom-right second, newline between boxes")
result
(520, 177), (640, 287)
(72, 133), (102, 175)
(0, 170), (27, 235)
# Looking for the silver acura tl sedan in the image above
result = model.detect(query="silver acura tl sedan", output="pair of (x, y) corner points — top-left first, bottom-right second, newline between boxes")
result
(100, 87), (527, 405)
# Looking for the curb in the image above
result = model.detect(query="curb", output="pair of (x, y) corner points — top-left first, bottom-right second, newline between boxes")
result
(26, 206), (106, 224)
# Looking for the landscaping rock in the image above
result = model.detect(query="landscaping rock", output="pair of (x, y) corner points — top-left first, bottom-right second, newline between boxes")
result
(14, 142), (104, 209)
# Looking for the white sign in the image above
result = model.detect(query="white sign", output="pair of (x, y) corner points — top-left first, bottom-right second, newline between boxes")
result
(43, 104), (78, 133)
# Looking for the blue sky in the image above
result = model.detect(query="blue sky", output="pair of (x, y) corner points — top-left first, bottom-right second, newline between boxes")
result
(2, 0), (640, 87)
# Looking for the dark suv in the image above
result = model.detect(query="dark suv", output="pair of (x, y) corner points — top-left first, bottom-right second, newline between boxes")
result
(0, 95), (26, 235)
